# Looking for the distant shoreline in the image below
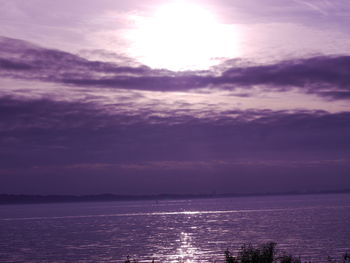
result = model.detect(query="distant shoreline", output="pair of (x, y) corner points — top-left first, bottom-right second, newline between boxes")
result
(1, 189), (350, 205)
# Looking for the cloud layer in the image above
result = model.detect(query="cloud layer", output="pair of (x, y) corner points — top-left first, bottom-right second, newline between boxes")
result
(1, 37), (350, 194)
(1, 97), (349, 166)
(1, 37), (350, 100)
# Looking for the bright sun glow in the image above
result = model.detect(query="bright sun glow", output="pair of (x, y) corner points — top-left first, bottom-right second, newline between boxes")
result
(126, 1), (242, 71)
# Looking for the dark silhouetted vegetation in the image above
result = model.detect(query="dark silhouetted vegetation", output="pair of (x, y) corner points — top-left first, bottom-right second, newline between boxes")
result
(343, 252), (350, 263)
(224, 242), (301, 263)
(124, 242), (349, 263)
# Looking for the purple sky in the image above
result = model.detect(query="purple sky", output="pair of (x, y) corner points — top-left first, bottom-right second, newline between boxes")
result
(0, 0), (350, 194)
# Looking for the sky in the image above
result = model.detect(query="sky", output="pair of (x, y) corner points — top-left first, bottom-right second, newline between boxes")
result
(0, 0), (350, 195)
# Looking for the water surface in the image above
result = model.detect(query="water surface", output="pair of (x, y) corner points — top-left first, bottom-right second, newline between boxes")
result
(0, 194), (350, 262)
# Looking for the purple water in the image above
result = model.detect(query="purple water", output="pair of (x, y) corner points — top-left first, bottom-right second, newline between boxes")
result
(0, 194), (350, 263)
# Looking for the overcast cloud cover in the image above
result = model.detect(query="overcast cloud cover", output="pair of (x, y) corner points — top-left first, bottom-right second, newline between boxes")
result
(0, 0), (350, 194)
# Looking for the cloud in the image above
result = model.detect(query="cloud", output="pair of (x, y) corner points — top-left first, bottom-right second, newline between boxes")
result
(1, 36), (350, 100)
(1, 97), (350, 169)
(1, 96), (350, 193)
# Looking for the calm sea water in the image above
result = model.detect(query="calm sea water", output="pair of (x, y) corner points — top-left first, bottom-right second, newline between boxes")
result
(0, 194), (350, 263)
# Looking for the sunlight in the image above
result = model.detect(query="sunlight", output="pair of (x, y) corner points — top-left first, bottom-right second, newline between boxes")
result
(174, 232), (198, 263)
(126, 1), (242, 71)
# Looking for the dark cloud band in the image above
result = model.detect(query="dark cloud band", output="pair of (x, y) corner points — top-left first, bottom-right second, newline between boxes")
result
(1, 36), (350, 100)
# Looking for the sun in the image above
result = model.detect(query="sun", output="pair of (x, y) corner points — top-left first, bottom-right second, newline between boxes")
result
(126, 1), (242, 71)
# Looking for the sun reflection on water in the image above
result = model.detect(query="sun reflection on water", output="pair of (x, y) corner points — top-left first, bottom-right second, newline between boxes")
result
(168, 232), (199, 263)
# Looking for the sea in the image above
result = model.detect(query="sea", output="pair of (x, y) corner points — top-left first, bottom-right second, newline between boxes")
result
(0, 193), (349, 263)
